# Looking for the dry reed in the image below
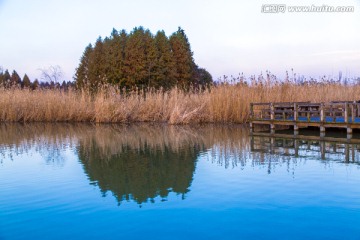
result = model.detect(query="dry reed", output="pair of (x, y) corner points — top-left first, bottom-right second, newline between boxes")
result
(1, 83), (360, 124)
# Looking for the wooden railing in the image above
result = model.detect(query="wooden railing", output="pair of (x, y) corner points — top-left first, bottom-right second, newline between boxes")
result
(250, 101), (360, 123)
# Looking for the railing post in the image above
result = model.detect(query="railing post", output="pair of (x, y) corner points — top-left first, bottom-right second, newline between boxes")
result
(320, 103), (325, 137)
(320, 103), (324, 122)
(293, 103), (298, 135)
(307, 106), (310, 122)
(249, 103), (254, 134)
(351, 102), (355, 123)
(270, 103), (275, 134)
(344, 102), (352, 138)
(344, 102), (348, 123)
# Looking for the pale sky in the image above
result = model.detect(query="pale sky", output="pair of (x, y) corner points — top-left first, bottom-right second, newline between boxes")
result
(0, 0), (359, 81)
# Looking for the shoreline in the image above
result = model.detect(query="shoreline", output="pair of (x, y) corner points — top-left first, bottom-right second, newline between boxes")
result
(1, 83), (360, 124)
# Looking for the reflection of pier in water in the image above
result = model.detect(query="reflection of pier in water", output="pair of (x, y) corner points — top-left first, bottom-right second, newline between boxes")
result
(250, 134), (360, 164)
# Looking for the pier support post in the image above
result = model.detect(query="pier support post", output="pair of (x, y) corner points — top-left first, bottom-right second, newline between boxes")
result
(294, 125), (299, 136)
(347, 127), (352, 140)
(320, 126), (325, 138)
(270, 124), (275, 134)
(249, 122), (253, 134)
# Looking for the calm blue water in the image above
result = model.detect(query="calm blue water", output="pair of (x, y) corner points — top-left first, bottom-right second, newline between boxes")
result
(1, 124), (360, 240)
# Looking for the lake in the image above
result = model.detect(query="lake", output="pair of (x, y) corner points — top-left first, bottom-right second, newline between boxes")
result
(1, 123), (360, 240)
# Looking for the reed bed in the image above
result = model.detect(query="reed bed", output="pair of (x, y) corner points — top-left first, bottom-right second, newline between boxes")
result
(1, 83), (360, 124)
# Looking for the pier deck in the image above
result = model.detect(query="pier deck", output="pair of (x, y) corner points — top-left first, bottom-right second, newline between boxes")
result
(249, 101), (360, 138)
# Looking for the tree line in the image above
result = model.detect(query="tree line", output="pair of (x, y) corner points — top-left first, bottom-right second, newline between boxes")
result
(75, 26), (213, 91)
(0, 67), (74, 90)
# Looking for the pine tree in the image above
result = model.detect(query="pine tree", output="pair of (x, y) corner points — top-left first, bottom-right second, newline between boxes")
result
(0, 68), (3, 87)
(124, 27), (148, 88)
(3, 69), (11, 87)
(88, 37), (106, 91)
(154, 30), (177, 89)
(169, 27), (196, 88)
(75, 44), (93, 89)
(32, 79), (39, 90)
(10, 70), (21, 87)
(104, 28), (128, 87)
(143, 29), (158, 88)
(22, 74), (31, 88)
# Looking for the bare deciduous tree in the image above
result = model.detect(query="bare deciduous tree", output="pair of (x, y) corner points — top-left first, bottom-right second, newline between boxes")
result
(38, 65), (63, 83)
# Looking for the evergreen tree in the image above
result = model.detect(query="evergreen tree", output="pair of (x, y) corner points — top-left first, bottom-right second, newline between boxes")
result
(22, 74), (31, 88)
(3, 69), (11, 87)
(104, 28), (127, 87)
(143, 29), (158, 88)
(32, 79), (39, 90)
(61, 80), (67, 90)
(117, 29), (128, 88)
(123, 27), (148, 88)
(0, 68), (3, 87)
(10, 70), (21, 87)
(169, 27), (196, 88)
(88, 37), (106, 91)
(75, 44), (93, 89)
(154, 30), (177, 89)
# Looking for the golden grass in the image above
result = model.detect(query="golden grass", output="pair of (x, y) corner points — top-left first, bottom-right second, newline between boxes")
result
(1, 83), (360, 124)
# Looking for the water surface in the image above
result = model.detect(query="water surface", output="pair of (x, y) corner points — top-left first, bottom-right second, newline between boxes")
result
(1, 124), (360, 239)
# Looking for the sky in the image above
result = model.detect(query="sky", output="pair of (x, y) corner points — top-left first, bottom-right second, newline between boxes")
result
(0, 0), (359, 82)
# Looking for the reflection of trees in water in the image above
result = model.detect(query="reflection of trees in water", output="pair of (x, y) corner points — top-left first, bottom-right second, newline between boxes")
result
(78, 144), (199, 205)
(76, 124), (208, 205)
(6, 123), (354, 202)
(74, 124), (250, 204)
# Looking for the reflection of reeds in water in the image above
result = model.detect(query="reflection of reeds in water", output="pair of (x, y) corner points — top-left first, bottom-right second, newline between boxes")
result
(3, 123), (351, 172)
(0, 123), (250, 159)
(0, 123), (306, 170)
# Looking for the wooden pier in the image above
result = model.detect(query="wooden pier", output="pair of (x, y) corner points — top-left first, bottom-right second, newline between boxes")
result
(249, 101), (360, 138)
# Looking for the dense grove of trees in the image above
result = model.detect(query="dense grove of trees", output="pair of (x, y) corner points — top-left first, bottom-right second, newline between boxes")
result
(0, 67), (74, 90)
(75, 27), (213, 91)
